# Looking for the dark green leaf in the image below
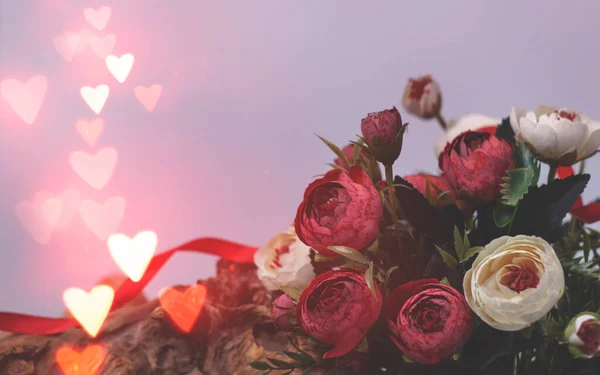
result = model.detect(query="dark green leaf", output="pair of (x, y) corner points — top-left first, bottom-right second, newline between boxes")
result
(316, 134), (348, 166)
(250, 361), (271, 370)
(511, 174), (590, 242)
(583, 230), (592, 262)
(327, 246), (370, 264)
(364, 263), (377, 299)
(439, 277), (450, 286)
(454, 226), (464, 260)
(493, 204), (517, 228)
(385, 266), (399, 283)
(495, 117), (514, 145)
(266, 357), (294, 369)
(283, 351), (314, 366)
(514, 141), (541, 185)
(501, 168), (534, 206)
(435, 245), (458, 268)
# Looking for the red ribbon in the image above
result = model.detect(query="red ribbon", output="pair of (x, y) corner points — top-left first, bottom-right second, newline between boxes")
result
(0, 237), (257, 335)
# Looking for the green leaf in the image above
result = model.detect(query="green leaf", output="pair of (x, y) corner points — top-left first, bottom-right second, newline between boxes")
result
(385, 266), (399, 283)
(583, 230), (592, 262)
(451, 352), (461, 361)
(266, 357), (294, 369)
(250, 361), (272, 370)
(454, 226), (465, 260)
(316, 134), (348, 166)
(314, 253), (338, 262)
(500, 168), (534, 206)
(462, 231), (471, 253)
(402, 355), (414, 363)
(514, 140), (541, 185)
(355, 337), (369, 353)
(364, 263), (378, 299)
(280, 287), (301, 301)
(327, 246), (370, 265)
(493, 203), (517, 228)
(435, 245), (458, 268)
(439, 277), (450, 286)
(283, 351), (314, 366)
(463, 246), (484, 261)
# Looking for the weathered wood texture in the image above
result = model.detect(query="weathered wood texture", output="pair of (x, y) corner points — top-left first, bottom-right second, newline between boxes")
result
(0, 260), (329, 375)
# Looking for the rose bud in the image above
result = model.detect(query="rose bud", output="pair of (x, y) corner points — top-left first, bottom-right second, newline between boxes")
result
(434, 114), (500, 156)
(361, 107), (407, 166)
(511, 105), (600, 166)
(296, 269), (382, 358)
(271, 294), (296, 332)
(402, 75), (442, 120)
(565, 312), (600, 359)
(294, 166), (383, 256)
(439, 130), (514, 203)
(463, 235), (565, 331)
(254, 226), (316, 291)
(385, 279), (473, 364)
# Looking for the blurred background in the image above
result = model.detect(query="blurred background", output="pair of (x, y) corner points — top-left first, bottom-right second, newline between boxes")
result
(1, 0), (599, 316)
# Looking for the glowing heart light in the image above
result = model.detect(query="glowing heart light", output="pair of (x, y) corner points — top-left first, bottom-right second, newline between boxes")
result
(79, 197), (126, 240)
(105, 54), (134, 83)
(80, 85), (109, 115)
(88, 34), (116, 59)
(84, 7), (111, 31)
(0, 76), (47, 124)
(56, 344), (104, 375)
(134, 84), (162, 112)
(159, 284), (207, 333)
(75, 118), (104, 147)
(63, 285), (114, 337)
(55, 188), (81, 230)
(53, 32), (81, 62)
(16, 193), (63, 244)
(69, 147), (117, 190)
(108, 231), (157, 282)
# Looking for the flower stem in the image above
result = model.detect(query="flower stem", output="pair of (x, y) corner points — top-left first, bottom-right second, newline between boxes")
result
(434, 112), (448, 130)
(385, 165), (403, 243)
(579, 159), (586, 174)
(547, 166), (557, 185)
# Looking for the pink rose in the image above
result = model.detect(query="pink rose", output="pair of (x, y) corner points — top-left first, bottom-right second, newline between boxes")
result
(439, 131), (514, 203)
(294, 166), (383, 256)
(385, 279), (473, 364)
(271, 293), (295, 332)
(296, 269), (382, 358)
(402, 75), (442, 119)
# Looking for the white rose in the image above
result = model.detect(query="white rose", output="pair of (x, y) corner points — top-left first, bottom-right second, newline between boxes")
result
(510, 105), (600, 165)
(434, 114), (500, 156)
(254, 227), (315, 291)
(463, 235), (565, 331)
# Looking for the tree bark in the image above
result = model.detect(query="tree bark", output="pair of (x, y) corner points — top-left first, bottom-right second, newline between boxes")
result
(0, 260), (330, 375)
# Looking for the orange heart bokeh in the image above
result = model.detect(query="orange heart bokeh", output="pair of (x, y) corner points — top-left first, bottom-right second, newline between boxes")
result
(158, 284), (207, 333)
(56, 344), (104, 375)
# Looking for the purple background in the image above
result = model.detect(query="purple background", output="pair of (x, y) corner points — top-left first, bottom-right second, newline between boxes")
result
(1, 0), (599, 316)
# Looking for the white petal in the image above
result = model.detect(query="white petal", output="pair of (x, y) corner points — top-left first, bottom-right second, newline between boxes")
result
(518, 117), (560, 159)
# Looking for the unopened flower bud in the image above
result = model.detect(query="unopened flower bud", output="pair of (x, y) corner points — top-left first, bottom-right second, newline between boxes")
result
(360, 107), (407, 166)
(402, 75), (442, 119)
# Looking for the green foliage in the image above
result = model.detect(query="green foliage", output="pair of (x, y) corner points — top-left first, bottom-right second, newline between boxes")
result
(326, 246), (370, 265)
(501, 168), (535, 206)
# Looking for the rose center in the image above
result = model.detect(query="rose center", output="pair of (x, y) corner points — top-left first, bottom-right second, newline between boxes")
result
(408, 76), (433, 100)
(501, 265), (540, 293)
(269, 245), (290, 270)
(577, 319), (600, 356)
(410, 299), (449, 333)
(311, 184), (351, 229)
(555, 110), (577, 121)
(453, 132), (491, 157)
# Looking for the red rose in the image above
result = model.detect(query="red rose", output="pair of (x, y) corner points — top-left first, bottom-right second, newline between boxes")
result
(361, 107), (406, 165)
(294, 166), (382, 256)
(385, 279), (473, 364)
(271, 294), (295, 332)
(296, 269), (382, 359)
(439, 131), (514, 203)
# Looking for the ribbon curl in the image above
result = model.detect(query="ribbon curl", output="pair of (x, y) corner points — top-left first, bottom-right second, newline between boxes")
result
(0, 237), (257, 335)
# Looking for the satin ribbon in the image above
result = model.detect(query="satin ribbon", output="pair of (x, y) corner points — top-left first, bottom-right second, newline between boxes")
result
(0, 237), (257, 335)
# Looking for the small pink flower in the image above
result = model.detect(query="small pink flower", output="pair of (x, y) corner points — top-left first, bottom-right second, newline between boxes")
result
(402, 75), (442, 119)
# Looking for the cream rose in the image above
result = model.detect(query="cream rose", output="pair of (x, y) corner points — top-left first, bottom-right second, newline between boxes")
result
(434, 114), (500, 156)
(463, 235), (565, 331)
(565, 312), (600, 359)
(510, 105), (600, 166)
(254, 227), (315, 291)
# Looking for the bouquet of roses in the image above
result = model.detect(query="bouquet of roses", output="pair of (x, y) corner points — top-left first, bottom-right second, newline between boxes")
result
(250, 76), (600, 375)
